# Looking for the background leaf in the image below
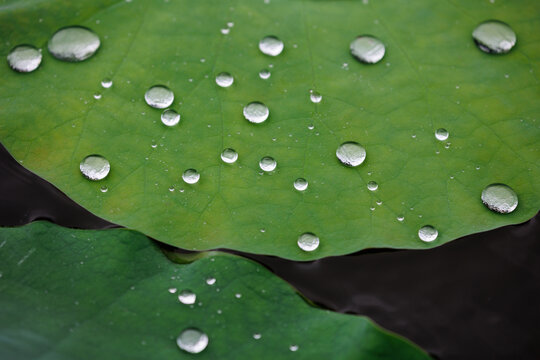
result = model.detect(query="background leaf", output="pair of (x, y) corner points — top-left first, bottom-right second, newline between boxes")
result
(0, 0), (538, 259)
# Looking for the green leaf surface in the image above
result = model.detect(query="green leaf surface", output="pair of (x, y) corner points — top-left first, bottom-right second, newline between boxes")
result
(0, 0), (539, 259)
(0, 221), (430, 359)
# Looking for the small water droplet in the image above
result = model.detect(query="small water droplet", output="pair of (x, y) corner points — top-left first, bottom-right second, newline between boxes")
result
(472, 20), (516, 54)
(169, 186), (175, 192)
(259, 156), (276, 172)
(206, 277), (216, 285)
(435, 128), (449, 141)
(215, 72), (234, 87)
(376, 200), (382, 205)
(259, 36), (284, 56)
(182, 169), (200, 184)
(294, 178), (308, 191)
(253, 333), (261, 340)
(80, 155), (110, 181)
(397, 216), (404, 222)
(168, 288), (177, 294)
(7, 45), (42, 72)
(418, 225), (438, 242)
(259, 69), (271, 79)
(260, 228), (266, 233)
(161, 109), (180, 126)
(476, 166), (481, 170)
(221, 148), (238, 164)
(367, 181), (378, 191)
(177, 328), (208, 354)
(100, 186), (108, 193)
(243, 102), (269, 124)
(101, 78), (113, 88)
(48, 26), (100, 62)
(481, 183), (518, 214)
(227, 22), (234, 28)
(235, 293), (242, 299)
(308, 124), (314, 130)
(350, 35), (385, 64)
(336, 142), (366, 167)
(289, 345), (299, 352)
(220, 28), (230, 35)
(93, 92), (102, 100)
(178, 290), (196, 305)
(145, 85), (174, 109)
(297, 232), (319, 252)
(309, 90), (322, 103)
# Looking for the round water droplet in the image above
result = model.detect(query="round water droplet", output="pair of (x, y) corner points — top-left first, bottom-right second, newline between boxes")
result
(145, 85), (174, 109)
(397, 216), (404, 222)
(168, 288), (177, 294)
(259, 157), (276, 172)
(48, 26), (100, 62)
(350, 35), (385, 64)
(235, 293), (242, 298)
(253, 333), (262, 340)
(182, 169), (200, 184)
(336, 142), (366, 167)
(259, 36), (284, 56)
(472, 20), (516, 54)
(481, 183), (518, 214)
(161, 109), (180, 126)
(297, 232), (319, 252)
(178, 290), (196, 305)
(259, 69), (271, 79)
(7, 45), (42, 73)
(367, 181), (378, 191)
(418, 225), (438, 242)
(206, 277), (216, 285)
(100, 186), (108, 193)
(243, 102), (269, 124)
(221, 148), (238, 164)
(93, 92), (102, 100)
(294, 178), (308, 191)
(177, 328), (208, 354)
(290, 345), (299, 352)
(80, 155), (110, 181)
(101, 78), (113, 88)
(435, 128), (449, 141)
(215, 72), (234, 87)
(309, 91), (322, 103)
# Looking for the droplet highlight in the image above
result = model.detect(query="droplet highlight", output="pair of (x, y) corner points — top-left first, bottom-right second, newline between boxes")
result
(259, 69), (271, 79)
(481, 183), (518, 214)
(221, 148), (238, 164)
(182, 169), (200, 184)
(48, 26), (100, 62)
(80, 155), (110, 181)
(472, 20), (516, 54)
(177, 328), (208, 354)
(350, 35), (385, 64)
(297, 232), (319, 252)
(7, 45), (42, 73)
(259, 157), (276, 172)
(145, 85), (174, 109)
(259, 36), (284, 56)
(336, 142), (366, 167)
(101, 78), (113, 88)
(367, 181), (378, 191)
(161, 109), (180, 127)
(418, 225), (438, 242)
(215, 72), (234, 88)
(435, 128), (449, 141)
(309, 90), (322, 103)
(294, 178), (308, 191)
(243, 102), (269, 124)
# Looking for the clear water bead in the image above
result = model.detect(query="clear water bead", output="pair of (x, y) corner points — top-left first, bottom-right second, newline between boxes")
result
(350, 35), (385, 64)
(176, 328), (208, 354)
(309, 90), (322, 103)
(206, 277), (216, 285)
(48, 26), (100, 62)
(243, 102), (269, 124)
(290, 345), (299, 352)
(294, 178), (308, 191)
(221, 148), (238, 164)
(182, 169), (200, 184)
(481, 183), (518, 214)
(161, 109), (180, 126)
(297, 232), (319, 252)
(178, 290), (196, 305)
(435, 128), (449, 141)
(418, 225), (438, 242)
(259, 157), (277, 172)
(259, 36), (284, 56)
(259, 69), (271, 79)
(215, 72), (234, 87)
(7, 45), (42, 72)
(101, 78), (113, 88)
(80, 155), (110, 181)
(253, 333), (262, 340)
(145, 85), (174, 109)
(336, 142), (366, 167)
(367, 181), (378, 191)
(473, 20), (516, 54)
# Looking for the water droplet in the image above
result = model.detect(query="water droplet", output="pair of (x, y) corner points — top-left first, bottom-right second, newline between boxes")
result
(309, 91), (322, 103)
(235, 293), (242, 298)
(178, 290), (196, 305)
(100, 186), (108, 193)
(93, 92), (102, 100)
(7, 45), (42, 72)
(290, 345), (299, 352)
(472, 20), (516, 54)
(145, 85), (174, 109)
(481, 183), (518, 214)
(336, 142), (366, 167)
(259, 156), (276, 172)
(206, 277), (216, 285)
(259, 69), (271, 79)
(243, 102), (269, 124)
(367, 181), (378, 191)
(215, 72), (234, 87)
(418, 225), (438, 242)
(161, 109), (180, 126)
(220, 28), (230, 35)
(101, 78), (113, 88)
(177, 328), (208, 354)
(80, 155), (110, 181)
(168, 288), (177, 294)
(294, 178), (308, 191)
(221, 148), (238, 164)
(297, 232), (319, 252)
(350, 35), (385, 64)
(48, 26), (100, 62)
(259, 36), (284, 56)
(397, 216), (404, 222)
(435, 128), (449, 141)
(253, 333), (262, 340)
(182, 169), (200, 184)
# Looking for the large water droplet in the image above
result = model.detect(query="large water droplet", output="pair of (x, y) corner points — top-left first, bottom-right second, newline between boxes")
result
(336, 142), (366, 167)
(178, 290), (196, 304)
(259, 36), (284, 56)
(367, 181), (378, 191)
(472, 20), (516, 54)
(182, 169), (200, 184)
(259, 69), (271, 79)
(145, 85), (174, 109)
(80, 155), (110, 181)
(48, 26), (100, 62)
(435, 128), (449, 141)
(243, 102), (269, 124)
(294, 178), (308, 191)
(297, 232), (319, 252)
(161, 109), (180, 127)
(221, 148), (238, 164)
(350, 35), (385, 64)
(309, 90), (322, 103)
(7, 45), (42, 73)
(418, 225), (438, 242)
(481, 183), (518, 214)
(177, 328), (208, 354)
(101, 78), (113, 88)
(259, 157), (276, 172)
(215, 72), (234, 88)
